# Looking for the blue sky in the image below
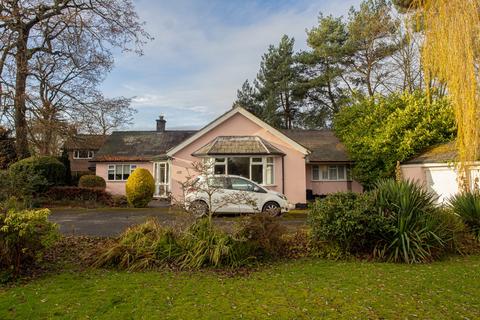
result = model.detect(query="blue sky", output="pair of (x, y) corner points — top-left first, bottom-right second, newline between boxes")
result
(100, 0), (361, 130)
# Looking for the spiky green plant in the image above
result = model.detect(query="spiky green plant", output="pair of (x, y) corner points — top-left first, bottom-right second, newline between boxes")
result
(94, 218), (182, 271)
(448, 192), (480, 240)
(373, 179), (454, 263)
(178, 218), (253, 269)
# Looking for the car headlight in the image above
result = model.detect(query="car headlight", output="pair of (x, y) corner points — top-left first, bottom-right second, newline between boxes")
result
(279, 194), (287, 201)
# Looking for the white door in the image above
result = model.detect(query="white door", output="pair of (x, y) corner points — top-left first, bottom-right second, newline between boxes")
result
(425, 167), (459, 204)
(154, 162), (170, 198)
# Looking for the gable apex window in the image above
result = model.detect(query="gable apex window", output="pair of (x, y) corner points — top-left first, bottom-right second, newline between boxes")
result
(312, 164), (352, 181)
(212, 157), (275, 185)
(73, 150), (94, 159)
(107, 164), (137, 181)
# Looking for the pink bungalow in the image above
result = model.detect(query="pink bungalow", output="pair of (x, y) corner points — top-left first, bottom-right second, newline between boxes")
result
(92, 106), (362, 207)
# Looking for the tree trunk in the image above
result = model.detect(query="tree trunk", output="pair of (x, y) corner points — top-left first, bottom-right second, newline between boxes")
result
(14, 28), (30, 159)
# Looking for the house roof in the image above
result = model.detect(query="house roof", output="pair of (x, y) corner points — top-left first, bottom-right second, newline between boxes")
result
(93, 130), (196, 162)
(192, 136), (285, 156)
(403, 141), (458, 164)
(64, 134), (107, 150)
(167, 106), (310, 156)
(281, 129), (352, 162)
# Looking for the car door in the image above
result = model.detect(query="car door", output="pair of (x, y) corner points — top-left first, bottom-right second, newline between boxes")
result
(228, 177), (265, 213)
(207, 177), (239, 213)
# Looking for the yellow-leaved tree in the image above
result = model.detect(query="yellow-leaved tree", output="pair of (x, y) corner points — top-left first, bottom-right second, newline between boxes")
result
(408, 0), (480, 190)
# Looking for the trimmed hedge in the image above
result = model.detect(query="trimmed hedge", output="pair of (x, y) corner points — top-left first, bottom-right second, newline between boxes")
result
(9, 156), (65, 189)
(78, 175), (106, 189)
(125, 168), (155, 208)
(44, 186), (113, 205)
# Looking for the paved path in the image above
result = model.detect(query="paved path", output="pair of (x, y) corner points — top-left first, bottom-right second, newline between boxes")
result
(49, 207), (307, 237)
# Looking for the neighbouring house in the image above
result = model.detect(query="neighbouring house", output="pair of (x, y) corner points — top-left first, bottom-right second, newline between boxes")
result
(63, 134), (107, 175)
(92, 107), (362, 206)
(401, 141), (480, 203)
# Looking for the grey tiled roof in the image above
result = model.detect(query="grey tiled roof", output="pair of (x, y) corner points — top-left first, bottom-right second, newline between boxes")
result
(404, 141), (458, 164)
(64, 134), (107, 150)
(93, 130), (196, 162)
(281, 129), (352, 162)
(192, 136), (285, 156)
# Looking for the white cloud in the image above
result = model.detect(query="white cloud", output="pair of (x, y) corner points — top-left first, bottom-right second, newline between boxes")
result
(101, 0), (361, 129)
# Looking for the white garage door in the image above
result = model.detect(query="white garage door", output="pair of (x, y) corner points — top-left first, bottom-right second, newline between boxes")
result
(425, 168), (459, 204)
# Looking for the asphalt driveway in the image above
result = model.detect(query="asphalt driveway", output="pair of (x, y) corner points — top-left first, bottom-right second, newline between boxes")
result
(49, 207), (308, 237)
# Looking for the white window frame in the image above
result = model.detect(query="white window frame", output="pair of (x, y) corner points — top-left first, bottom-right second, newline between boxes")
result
(212, 156), (275, 186)
(312, 164), (351, 182)
(73, 150), (94, 159)
(107, 164), (137, 181)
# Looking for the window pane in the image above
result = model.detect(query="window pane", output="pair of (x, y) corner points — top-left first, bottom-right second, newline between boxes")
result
(227, 157), (249, 178)
(208, 177), (227, 189)
(266, 164), (274, 184)
(108, 170), (114, 181)
(214, 164), (226, 174)
(215, 158), (225, 163)
(130, 165), (137, 172)
(251, 157), (262, 163)
(329, 166), (338, 180)
(321, 166), (329, 180)
(251, 165), (263, 184)
(122, 165), (130, 180)
(338, 165), (345, 180)
(159, 164), (165, 183)
(115, 165), (122, 180)
(312, 166), (320, 181)
(230, 177), (254, 191)
(266, 157), (274, 164)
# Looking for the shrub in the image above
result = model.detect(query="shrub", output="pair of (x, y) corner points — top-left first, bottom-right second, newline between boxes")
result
(125, 168), (155, 208)
(111, 195), (128, 207)
(449, 192), (480, 240)
(78, 175), (106, 189)
(95, 218), (253, 271)
(373, 179), (455, 263)
(9, 156), (65, 190)
(44, 186), (113, 206)
(308, 192), (388, 255)
(0, 208), (59, 276)
(94, 218), (182, 271)
(234, 213), (286, 258)
(178, 218), (253, 269)
(0, 169), (49, 204)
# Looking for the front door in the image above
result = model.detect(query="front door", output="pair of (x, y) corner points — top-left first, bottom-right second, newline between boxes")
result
(154, 162), (170, 198)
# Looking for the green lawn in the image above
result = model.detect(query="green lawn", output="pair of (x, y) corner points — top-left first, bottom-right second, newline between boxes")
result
(1, 256), (479, 319)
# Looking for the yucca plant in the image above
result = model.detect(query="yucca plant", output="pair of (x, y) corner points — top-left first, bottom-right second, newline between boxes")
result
(94, 218), (182, 271)
(373, 179), (452, 263)
(178, 218), (252, 269)
(448, 192), (480, 240)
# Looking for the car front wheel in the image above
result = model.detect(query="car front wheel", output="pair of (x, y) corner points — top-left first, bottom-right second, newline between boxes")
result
(189, 200), (209, 218)
(262, 201), (281, 217)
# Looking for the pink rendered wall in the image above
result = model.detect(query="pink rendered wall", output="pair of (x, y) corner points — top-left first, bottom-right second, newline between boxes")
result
(170, 113), (307, 204)
(96, 162), (154, 195)
(305, 164), (363, 195)
(401, 166), (426, 186)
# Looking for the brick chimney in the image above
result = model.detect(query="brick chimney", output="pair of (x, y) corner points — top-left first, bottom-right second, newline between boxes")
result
(156, 115), (166, 132)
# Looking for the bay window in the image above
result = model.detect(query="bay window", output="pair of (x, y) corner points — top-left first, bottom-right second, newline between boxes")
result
(312, 164), (352, 181)
(107, 164), (137, 181)
(212, 157), (275, 185)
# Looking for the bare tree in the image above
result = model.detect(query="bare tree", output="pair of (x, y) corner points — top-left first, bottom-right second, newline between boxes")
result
(80, 95), (136, 135)
(174, 161), (258, 223)
(0, 0), (151, 158)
